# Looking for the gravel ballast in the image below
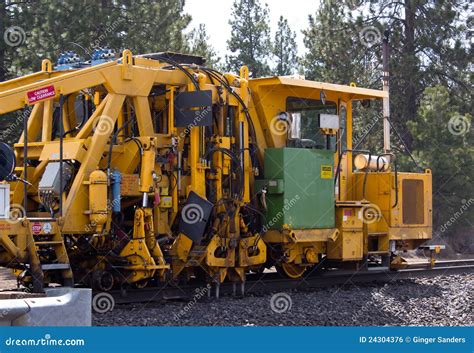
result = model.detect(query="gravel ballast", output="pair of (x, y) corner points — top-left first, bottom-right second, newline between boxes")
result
(93, 273), (473, 326)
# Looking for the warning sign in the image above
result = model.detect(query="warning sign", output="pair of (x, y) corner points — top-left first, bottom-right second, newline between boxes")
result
(321, 165), (333, 179)
(0, 223), (11, 231)
(27, 85), (56, 104)
(31, 222), (42, 235)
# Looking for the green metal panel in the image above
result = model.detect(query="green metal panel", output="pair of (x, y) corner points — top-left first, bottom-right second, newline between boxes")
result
(263, 148), (335, 230)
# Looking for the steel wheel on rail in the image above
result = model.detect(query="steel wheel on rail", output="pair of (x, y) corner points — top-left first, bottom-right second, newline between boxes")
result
(276, 262), (306, 279)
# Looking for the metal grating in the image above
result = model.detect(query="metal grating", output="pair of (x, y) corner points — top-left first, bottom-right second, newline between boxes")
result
(402, 179), (424, 224)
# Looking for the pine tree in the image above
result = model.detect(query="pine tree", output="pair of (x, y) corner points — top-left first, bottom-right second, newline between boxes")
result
(408, 86), (473, 243)
(362, 0), (471, 146)
(226, 0), (271, 77)
(188, 24), (220, 67)
(4, 0), (192, 76)
(272, 16), (298, 75)
(0, 0), (29, 81)
(302, 1), (379, 86)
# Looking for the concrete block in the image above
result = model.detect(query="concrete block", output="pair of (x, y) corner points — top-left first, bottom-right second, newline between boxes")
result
(0, 300), (30, 326)
(0, 288), (91, 326)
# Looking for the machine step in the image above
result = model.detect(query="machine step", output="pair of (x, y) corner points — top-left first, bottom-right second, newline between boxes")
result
(368, 232), (388, 237)
(34, 241), (64, 246)
(41, 263), (71, 270)
(368, 251), (389, 255)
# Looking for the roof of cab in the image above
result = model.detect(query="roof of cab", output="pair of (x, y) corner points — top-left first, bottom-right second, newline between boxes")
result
(248, 76), (388, 100)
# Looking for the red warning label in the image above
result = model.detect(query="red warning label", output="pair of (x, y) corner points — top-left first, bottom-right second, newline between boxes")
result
(27, 85), (56, 104)
(31, 222), (42, 235)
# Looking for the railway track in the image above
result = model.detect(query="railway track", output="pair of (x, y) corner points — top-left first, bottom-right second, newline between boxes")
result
(106, 258), (474, 305)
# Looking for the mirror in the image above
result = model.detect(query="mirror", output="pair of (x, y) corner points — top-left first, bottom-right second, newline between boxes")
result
(289, 112), (301, 140)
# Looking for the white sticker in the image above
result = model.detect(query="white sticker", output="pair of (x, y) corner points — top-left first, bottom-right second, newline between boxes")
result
(42, 222), (52, 234)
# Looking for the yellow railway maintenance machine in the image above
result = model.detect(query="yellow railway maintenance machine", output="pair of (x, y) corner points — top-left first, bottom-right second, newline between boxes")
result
(0, 46), (431, 293)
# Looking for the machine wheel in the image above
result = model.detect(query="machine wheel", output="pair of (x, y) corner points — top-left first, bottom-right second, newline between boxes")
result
(276, 263), (306, 279)
(91, 270), (114, 292)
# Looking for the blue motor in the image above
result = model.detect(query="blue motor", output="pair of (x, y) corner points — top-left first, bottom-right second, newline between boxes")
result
(91, 47), (116, 65)
(55, 51), (82, 70)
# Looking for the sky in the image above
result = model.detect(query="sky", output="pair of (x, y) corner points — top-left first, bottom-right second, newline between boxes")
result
(183, 0), (322, 58)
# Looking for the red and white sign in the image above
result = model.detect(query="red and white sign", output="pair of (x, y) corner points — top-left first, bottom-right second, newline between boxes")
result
(27, 85), (56, 104)
(0, 223), (12, 231)
(31, 222), (42, 235)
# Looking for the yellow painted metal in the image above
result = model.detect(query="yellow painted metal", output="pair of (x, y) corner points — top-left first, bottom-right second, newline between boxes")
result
(41, 99), (53, 142)
(354, 170), (432, 250)
(88, 170), (108, 231)
(39, 140), (87, 161)
(263, 228), (338, 243)
(238, 235), (267, 267)
(119, 208), (169, 283)
(205, 236), (236, 268)
(139, 149), (156, 193)
(252, 76), (388, 99)
(19, 102), (43, 143)
(327, 206), (364, 261)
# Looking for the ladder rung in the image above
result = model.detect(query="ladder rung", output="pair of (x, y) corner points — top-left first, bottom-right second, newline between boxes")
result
(34, 241), (64, 245)
(368, 233), (388, 237)
(41, 263), (70, 270)
(368, 251), (389, 255)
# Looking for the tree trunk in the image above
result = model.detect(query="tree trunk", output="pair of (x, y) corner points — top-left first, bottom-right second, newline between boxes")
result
(403, 0), (417, 147)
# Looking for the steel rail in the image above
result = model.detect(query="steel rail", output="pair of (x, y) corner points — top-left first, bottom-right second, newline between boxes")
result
(105, 259), (474, 305)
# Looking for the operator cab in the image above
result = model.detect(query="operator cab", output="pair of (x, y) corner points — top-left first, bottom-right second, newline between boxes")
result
(285, 96), (339, 150)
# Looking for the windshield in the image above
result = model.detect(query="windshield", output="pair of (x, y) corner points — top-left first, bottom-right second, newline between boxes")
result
(286, 97), (337, 150)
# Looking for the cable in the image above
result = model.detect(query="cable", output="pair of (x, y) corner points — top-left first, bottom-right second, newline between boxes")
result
(353, 117), (381, 150)
(196, 67), (256, 137)
(154, 55), (200, 91)
(386, 117), (422, 171)
(198, 67), (260, 172)
(205, 147), (244, 200)
(106, 117), (136, 172)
